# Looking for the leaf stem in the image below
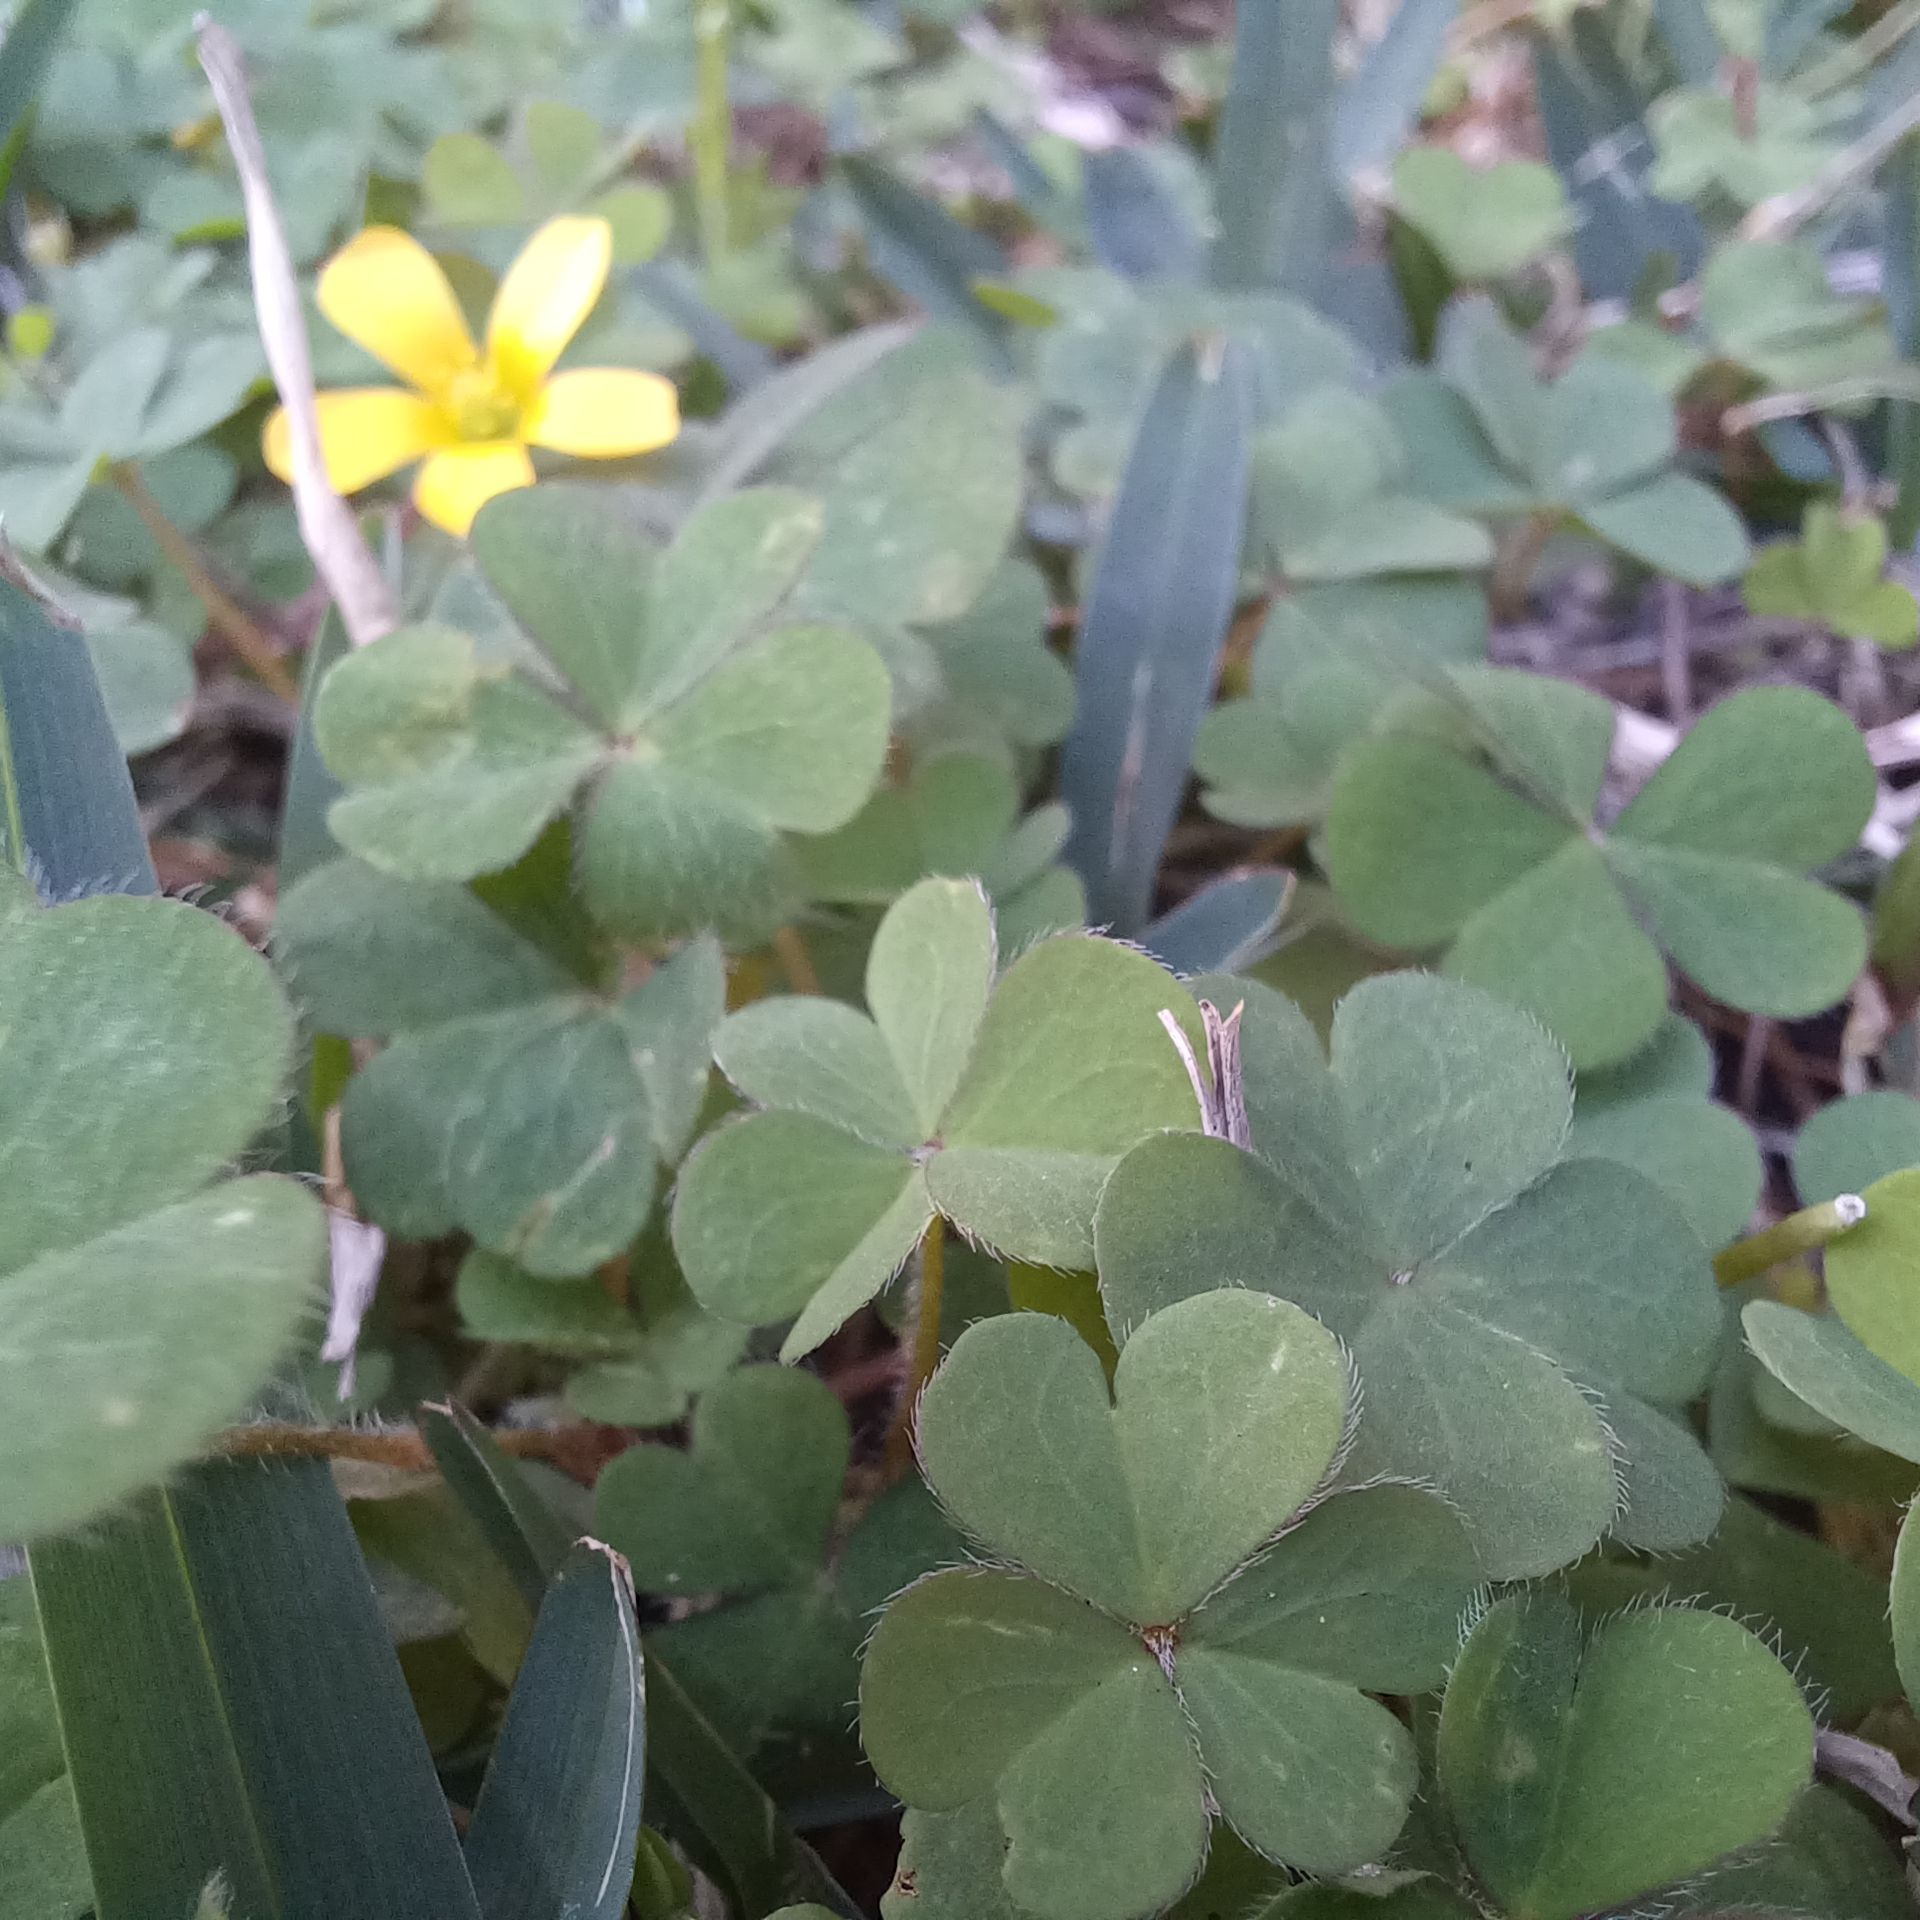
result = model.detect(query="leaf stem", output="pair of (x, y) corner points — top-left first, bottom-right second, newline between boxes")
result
(109, 461), (298, 700)
(884, 1215), (946, 1476)
(1713, 1194), (1867, 1289)
(773, 922), (820, 994)
(1489, 510), (1555, 621)
(691, 0), (732, 268)
(211, 1419), (580, 1470)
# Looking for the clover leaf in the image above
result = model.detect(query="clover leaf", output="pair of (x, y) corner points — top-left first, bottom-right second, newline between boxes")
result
(795, 750), (1086, 951)
(1385, 299), (1750, 586)
(1701, 240), (1901, 396)
(0, 323), (262, 551)
(1437, 1591), (1813, 1920)
(0, 871), (325, 1541)
(1247, 389), (1494, 585)
(1323, 669), (1875, 1067)
(1019, 267), (1364, 497)
(859, 1291), (1480, 1920)
(1745, 502), (1919, 650)
(1390, 149), (1576, 283)
(311, 485), (893, 943)
(422, 102), (671, 266)
(277, 856), (723, 1275)
(672, 876), (1204, 1357)
(596, 1364), (955, 1774)
(1097, 973), (1724, 1577)
(1648, 83), (1846, 210)
(1795, 1088), (1920, 1204)
(456, 1228), (746, 1428)
(1197, 578), (1489, 830)
(1569, 1014), (1761, 1248)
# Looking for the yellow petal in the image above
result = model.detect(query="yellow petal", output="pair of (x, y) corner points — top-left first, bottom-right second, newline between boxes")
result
(523, 367), (680, 458)
(487, 215), (612, 397)
(262, 389), (447, 495)
(318, 227), (480, 398)
(412, 440), (536, 537)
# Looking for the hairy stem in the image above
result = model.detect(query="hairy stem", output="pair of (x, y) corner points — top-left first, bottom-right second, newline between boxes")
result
(110, 461), (298, 700)
(212, 1420), (578, 1470)
(1713, 1194), (1868, 1289)
(885, 1215), (947, 1476)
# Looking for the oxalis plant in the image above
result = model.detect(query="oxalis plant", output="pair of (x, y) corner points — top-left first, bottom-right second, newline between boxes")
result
(24, 0), (1920, 1916)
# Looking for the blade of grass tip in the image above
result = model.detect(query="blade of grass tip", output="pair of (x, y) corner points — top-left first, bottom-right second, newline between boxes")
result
(421, 1401), (577, 1611)
(464, 1541), (647, 1920)
(841, 156), (1013, 370)
(1059, 335), (1255, 934)
(415, 1407), (860, 1920)
(1083, 147), (1203, 282)
(194, 16), (397, 650)
(1331, 0), (1459, 178)
(1534, 12), (1703, 299)
(1210, 0), (1340, 293)
(0, 546), (151, 895)
(31, 1464), (483, 1920)
(1141, 870), (1295, 975)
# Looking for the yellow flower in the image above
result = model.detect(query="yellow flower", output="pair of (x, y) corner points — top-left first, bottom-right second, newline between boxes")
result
(263, 215), (679, 537)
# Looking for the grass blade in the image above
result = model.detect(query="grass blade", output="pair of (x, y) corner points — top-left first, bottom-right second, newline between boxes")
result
(1332, 0), (1459, 176)
(1142, 870), (1295, 974)
(1534, 14), (1703, 299)
(841, 156), (1011, 367)
(1083, 147), (1202, 281)
(420, 1404), (860, 1920)
(1210, 0), (1339, 292)
(30, 1464), (482, 1920)
(465, 1543), (647, 1920)
(0, 573), (151, 895)
(1059, 337), (1254, 933)
(422, 1401), (577, 1609)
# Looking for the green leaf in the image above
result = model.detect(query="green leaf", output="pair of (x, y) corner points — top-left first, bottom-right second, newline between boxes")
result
(1096, 972), (1721, 1577)
(318, 492), (889, 941)
(866, 876), (995, 1133)
(917, 1292), (1350, 1623)
(594, 1367), (848, 1594)
(1821, 1167), (1920, 1380)
(676, 889), (1199, 1347)
(1569, 1014), (1761, 1248)
(464, 1543), (646, 1920)
(1059, 337), (1254, 933)
(1747, 503), (1920, 649)
(1391, 149), (1574, 281)
(338, 935), (723, 1275)
(1796, 1090), (1920, 1201)
(863, 1570), (1208, 1920)
(422, 131), (526, 223)
(1210, 0), (1337, 294)
(1571, 1492), (1899, 1723)
(1325, 677), (1873, 1066)
(787, 356), (1024, 635)
(1751, 1297), (1920, 1459)
(30, 1463), (484, 1920)
(1438, 1591), (1814, 1920)
(0, 886), (322, 1540)
(1198, 578), (1489, 831)
(1673, 1784), (1913, 1920)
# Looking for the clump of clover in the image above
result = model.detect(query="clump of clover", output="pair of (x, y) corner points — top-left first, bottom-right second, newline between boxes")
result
(1096, 972), (1724, 1578)
(859, 1288), (1480, 1920)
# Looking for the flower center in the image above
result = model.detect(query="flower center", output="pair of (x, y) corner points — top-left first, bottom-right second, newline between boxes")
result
(444, 365), (522, 443)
